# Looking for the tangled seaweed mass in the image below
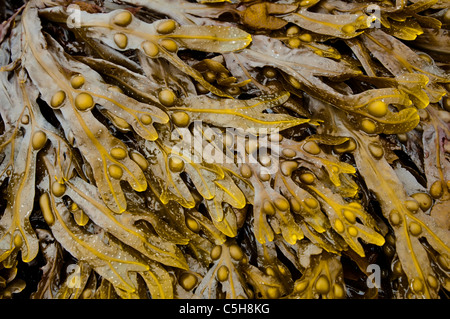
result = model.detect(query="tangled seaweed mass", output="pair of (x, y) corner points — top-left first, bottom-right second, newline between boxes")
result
(0, 0), (449, 300)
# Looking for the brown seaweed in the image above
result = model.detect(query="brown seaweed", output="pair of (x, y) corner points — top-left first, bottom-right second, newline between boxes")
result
(0, 0), (449, 299)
